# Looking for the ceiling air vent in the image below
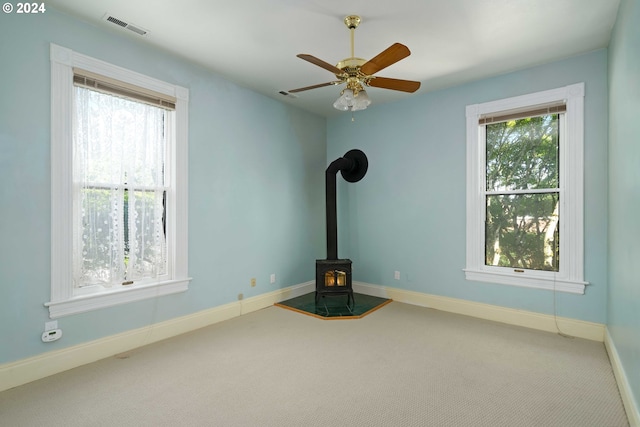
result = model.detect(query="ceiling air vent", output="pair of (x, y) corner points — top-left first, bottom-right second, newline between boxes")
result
(103, 13), (148, 36)
(278, 91), (298, 99)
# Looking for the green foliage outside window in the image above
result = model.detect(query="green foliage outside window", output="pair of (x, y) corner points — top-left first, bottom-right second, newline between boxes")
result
(485, 115), (560, 271)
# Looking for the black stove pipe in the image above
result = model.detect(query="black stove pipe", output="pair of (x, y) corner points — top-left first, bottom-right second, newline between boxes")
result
(325, 150), (368, 260)
(326, 157), (353, 260)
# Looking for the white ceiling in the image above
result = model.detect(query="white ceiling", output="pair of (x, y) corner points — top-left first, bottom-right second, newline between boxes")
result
(48, 0), (620, 117)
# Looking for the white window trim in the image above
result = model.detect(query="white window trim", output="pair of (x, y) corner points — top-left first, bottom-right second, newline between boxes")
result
(464, 83), (587, 295)
(47, 44), (191, 318)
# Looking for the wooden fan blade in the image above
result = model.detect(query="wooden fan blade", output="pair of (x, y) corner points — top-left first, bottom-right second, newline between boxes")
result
(288, 81), (341, 93)
(360, 43), (411, 76)
(297, 54), (345, 76)
(367, 77), (421, 93)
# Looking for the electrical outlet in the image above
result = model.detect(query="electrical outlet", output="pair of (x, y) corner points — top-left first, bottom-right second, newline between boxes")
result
(250, 278), (256, 287)
(237, 293), (244, 300)
(394, 271), (401, 280)
(270, 274), (276, 284)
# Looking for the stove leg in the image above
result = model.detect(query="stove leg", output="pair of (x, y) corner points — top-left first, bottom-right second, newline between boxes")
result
(348, 291), (355, 308)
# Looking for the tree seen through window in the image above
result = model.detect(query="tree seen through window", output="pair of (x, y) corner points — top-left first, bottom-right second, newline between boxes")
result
(484, 114), (560, 271)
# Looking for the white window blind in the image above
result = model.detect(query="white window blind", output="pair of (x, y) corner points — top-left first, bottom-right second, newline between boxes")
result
(73, 68), (176, 110)
(479, 102), (566, 125)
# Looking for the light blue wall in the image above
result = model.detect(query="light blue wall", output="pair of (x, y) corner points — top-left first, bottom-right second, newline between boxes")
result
(608, 0), (640, 412)
(1, 9), (634, 410)
(0, 9), (326, 364)
(327, 49), (609, 323)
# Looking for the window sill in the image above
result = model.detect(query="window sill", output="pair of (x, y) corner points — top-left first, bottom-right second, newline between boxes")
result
(45, 278), (191, 319)
(464, 269), (586, 294)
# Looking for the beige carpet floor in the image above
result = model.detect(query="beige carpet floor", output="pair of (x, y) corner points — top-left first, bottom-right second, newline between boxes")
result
(0, 302), (629, 426)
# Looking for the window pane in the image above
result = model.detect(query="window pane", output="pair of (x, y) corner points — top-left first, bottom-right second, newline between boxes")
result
(127, 188), (167, 279)
(485, 193), (559, 271)
(75, 87), (166, 187)
(78, 187), (125, 286)
(486, 115), (559, 192)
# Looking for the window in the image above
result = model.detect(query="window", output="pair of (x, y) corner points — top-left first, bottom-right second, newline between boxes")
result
(48, 44), (190, 318)
(465, 84), (587, 294)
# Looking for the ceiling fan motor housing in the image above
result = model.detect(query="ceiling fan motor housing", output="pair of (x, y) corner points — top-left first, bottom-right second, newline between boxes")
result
(336, 58), (366, 76)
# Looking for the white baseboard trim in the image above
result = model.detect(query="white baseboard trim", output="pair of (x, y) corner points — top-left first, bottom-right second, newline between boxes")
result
(0, 281), (314, 393)
(353, 282), (605, 342)
(1, 281), (609, 393)
(605, 328), (640, 427)
(240, 281), (313, 314)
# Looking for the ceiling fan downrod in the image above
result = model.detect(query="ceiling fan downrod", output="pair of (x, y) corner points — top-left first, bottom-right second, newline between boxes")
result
(344, 15), (361, 59)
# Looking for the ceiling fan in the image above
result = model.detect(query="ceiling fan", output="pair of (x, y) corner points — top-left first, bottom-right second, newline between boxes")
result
(289, 15), (421, 112)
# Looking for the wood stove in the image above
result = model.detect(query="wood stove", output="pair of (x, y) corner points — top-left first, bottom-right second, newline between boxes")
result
(315, 149), (367, 306)
(315, 259), (353, 304)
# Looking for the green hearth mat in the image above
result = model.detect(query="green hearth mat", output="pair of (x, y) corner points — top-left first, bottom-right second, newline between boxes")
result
(275, 292), (392, 319)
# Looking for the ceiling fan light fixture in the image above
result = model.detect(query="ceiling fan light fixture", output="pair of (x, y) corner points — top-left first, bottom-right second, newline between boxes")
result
(333, 99), (350, 111)
(333, 88), (371, 112)
(333, 88), (354, 111)
(351, 90), (371, 111)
